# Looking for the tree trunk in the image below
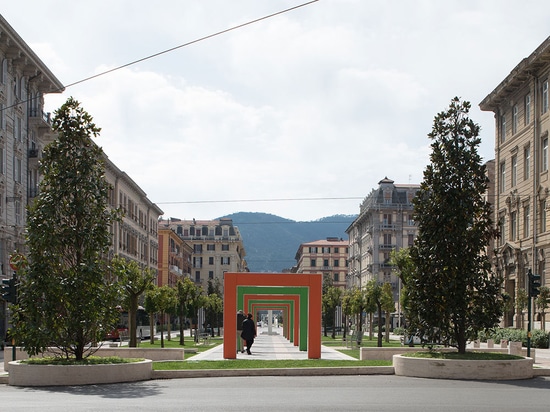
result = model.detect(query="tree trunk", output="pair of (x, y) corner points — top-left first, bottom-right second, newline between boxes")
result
(179, 315), (185, 345)
(384, 310), (390, 343)
(128, 295), (138, 348)
(377, 304), (383, 347)
(149, 313), (155, 344)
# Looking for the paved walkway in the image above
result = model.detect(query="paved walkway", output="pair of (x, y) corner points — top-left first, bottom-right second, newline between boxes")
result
(190, 328), (356, 361)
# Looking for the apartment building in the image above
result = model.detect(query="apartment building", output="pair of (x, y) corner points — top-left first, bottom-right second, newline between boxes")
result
(346, 177), (419, 299)
(158, 217), (247, 291)
(0, 14), (64, 274)
(158, 227), (192, 287)
(105, 159), (163, 276)
(294, 237), (348, 289)
(480, 36), (550, 328)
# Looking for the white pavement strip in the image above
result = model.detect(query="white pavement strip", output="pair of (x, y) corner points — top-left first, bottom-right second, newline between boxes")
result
(188, 330), (356, 361)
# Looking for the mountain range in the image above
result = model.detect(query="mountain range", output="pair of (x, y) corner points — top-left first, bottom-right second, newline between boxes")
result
(219, 212), (357, 272)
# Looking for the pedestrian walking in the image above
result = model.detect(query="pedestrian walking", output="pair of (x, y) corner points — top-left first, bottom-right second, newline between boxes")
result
(240, 313), (257, 355)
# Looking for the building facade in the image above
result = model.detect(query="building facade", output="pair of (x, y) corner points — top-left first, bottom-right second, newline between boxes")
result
(105, 158), (163, 276)
(0, 14), (64, 275)
(157, 227), (192, 287)
(294, 237), (349, 289)
(159, 217), (247, 291)
(480, 36), (550, 329)
(346, 177), (419, 299)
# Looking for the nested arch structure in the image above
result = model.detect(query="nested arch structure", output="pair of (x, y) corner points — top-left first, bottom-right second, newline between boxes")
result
(223, 272), (322, 359)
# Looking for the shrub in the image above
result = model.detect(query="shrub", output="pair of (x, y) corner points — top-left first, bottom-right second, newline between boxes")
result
(478, 328), (549, 348)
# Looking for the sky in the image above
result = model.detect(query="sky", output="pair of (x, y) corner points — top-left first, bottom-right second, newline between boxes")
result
(3, 1), (550, 222)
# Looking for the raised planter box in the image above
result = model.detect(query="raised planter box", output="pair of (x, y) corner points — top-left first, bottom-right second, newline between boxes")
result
(8, 359), (152, 387)
(4, 346), (185, 372)
(393, 354), (534, 380)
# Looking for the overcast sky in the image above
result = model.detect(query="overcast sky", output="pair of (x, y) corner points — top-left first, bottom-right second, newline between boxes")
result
(3, 1), (550, 221)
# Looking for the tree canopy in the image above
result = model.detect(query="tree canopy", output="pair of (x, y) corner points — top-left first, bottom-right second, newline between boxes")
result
(12, 97), (122, 360)
(406, 97), (503, 354)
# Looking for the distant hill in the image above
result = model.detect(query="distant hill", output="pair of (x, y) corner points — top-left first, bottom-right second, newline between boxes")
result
(219, 212), (357, 272)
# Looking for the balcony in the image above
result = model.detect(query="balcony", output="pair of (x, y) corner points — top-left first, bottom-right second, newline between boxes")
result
(379, 244), (396, 250)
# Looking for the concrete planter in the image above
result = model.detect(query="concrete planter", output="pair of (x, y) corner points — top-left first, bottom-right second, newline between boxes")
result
(393, 354), (534, 380)
(8, 359), (152, 387)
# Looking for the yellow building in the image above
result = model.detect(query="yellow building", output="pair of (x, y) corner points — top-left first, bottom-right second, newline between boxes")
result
(157, 227), (192, 287)
(294, 237), (349, 289)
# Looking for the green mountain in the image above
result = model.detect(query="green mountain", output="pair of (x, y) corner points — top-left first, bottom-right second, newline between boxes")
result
(220, 212), (357, 272)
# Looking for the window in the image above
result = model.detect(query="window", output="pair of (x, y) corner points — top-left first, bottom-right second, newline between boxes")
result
(383, 233), (392, 246)
(511, 155), (517, 187)
(1, 59), (6, 84)
(334, 259), (339, 267)
(524, 146), (530, 180)
(543, 138), (549, 172)
(309, 247), (318, 253)
(193, 257), (202, 268)
(500, 114), (507, 142)
(512, 105), (518, 134)
(0, 103), (4, 130)
(15, 200), (21, 225)
(323, 259), (329, 267)
(221, 244), (229, 251)
(0, 147), (4, 174)
(542, 201), (547, 233)
(499, 217), (506, 245)
(195, 271), (201, 282)
(543, 80), (549, 114)
(510, 211), (517, 241)
(207, 244), (215, 251)
(14, 156), (22, 183)
(334, 273), (339, 282)
(499, 161), (506, 193)
(221, 257), (230, 265)
(383, 214), (392, 225)
(334, 247), (339, 253)
(194, 244), (202, 253)
(310, 258), (316, 267)
(208, 271), (214, 280)
(525, 94), (531, 125)
(208, 257), (214, 265)
(524, 205), (530, 238)
(408, 234), (414, 246)
(322, 247), (330, 253)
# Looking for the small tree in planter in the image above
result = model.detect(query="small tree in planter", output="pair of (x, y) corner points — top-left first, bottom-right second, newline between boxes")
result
(12, 97), (122, 360)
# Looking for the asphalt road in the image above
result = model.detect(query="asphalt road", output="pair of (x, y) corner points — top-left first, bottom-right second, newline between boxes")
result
(1, 375), (550, 411)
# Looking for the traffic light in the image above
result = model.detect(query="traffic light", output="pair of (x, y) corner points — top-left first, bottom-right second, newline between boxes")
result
(529, 271), (541, 298)
(1, 277), (16, 303)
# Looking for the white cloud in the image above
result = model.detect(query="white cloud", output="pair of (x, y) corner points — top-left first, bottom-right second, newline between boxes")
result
(3, 0), (550, 221)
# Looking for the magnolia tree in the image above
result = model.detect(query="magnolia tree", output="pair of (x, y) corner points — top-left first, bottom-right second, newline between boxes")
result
(12, 98), (122, 360)
(406, 97), (503, 354)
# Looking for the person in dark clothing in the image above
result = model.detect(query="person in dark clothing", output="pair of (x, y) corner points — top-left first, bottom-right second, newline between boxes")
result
(240, 313), (257, 355)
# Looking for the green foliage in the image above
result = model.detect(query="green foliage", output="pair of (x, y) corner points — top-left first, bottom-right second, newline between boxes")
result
(111, 256), (155, 347)
(406, 97), (503, 354)
(145, 286), (177, 348)
(12, 98), (122, 361)
(322, 279), (343, 338)
(23, 356), (144, 365)
(478, 328), (550, 349)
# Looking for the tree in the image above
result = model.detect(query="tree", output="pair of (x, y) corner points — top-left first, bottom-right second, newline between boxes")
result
(111, 256), (155, 347)
(205, 293), (223, 337)
(407, 97), (503, 354)
(175, 277), (195, 345)
(322, 283), (343, 339)
(145, 286), (177, 348)
(381, 282), (395, 343)
(515, 288), (528, 329)
(364, 280), (393, 347)
(12, 97), (122, 360)
(206, 279), (223, 336)
(390, 248), (415, 328)
(535, 287), (550, 331)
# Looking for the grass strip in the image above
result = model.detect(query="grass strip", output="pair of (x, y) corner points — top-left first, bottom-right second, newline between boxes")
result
(403, 351), (523, 360)
(153, 359), (391, 370)
(23, 356), (144, 365)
